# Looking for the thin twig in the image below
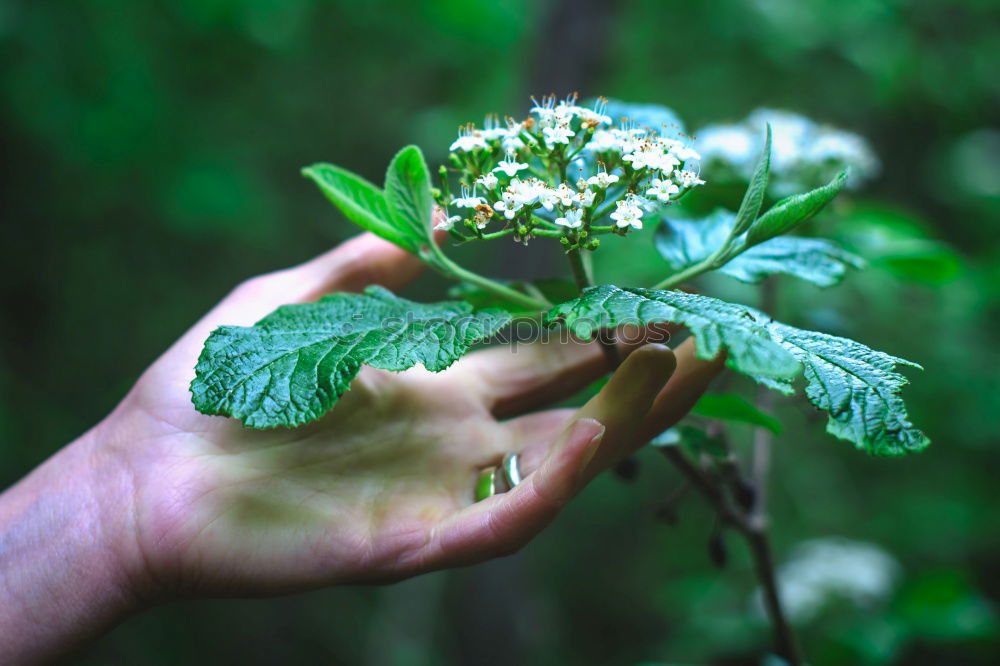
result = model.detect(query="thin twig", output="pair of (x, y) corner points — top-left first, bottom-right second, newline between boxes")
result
(745, 525), (801, 664)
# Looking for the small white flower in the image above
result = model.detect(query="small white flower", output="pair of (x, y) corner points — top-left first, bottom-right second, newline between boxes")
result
(587, 129), (622, 152)
(501, 133), (525, 152)
(543, 125), (575, 145)
(623, 143), (678, 171)
(577, 97), (612, 126)
(477, 173), (499, 190)
(433, 215), (462, 231)
(494, 190), (521, 220)
(618, 127), (647, 154)
(647, 177), (680, 203)
(610, 200), (644, 229)
(555, 208), (584, 228)
(530, 94), (558, 128)
(502, 118), (530, 152)
(452, 186), (485, 209)
(577, 188), (596, 207)
(674, 144), (701, 162)
(587, 170), (620, 188)
(509, 178), (544, 206)
(554, 183), (576, 207)
(674, 169), (706, 188)
(449, 125), (489, 152)
(493, 156), (529, 177)
(537, 187), (559, 211)
(481, 114), (506, 142)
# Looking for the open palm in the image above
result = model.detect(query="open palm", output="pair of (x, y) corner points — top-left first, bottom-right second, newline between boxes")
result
(105, 233), (721, 597)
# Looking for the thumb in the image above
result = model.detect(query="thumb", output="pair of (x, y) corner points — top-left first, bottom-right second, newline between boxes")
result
(418, 344), (676, 569)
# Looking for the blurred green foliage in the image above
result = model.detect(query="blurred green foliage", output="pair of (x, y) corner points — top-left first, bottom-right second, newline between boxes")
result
(1, 0), (998, 664)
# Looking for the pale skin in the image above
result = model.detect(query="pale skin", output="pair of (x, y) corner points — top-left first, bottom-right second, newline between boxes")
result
(0, 232), (723, 664)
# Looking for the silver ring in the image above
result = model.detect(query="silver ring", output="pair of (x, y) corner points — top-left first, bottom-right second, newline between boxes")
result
(474, 453), (522, 502)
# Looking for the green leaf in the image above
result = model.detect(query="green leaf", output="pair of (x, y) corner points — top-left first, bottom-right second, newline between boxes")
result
(448, 278), (578, 314)
(301, 163), (413, 251)
(731, 124), (771, 237)
(191, 286), (510, 428)
(764, 322), (930, 456)
(384, 145), (436, 255)
(692, 393), (783, 434)
(655, 210), (864, 287)
(303, 145), (438, 261)
(835, 206), (962, 285)
(746, 170), (848, 246)
(546, 285), (928, 455)
(545, 285), (801, 382)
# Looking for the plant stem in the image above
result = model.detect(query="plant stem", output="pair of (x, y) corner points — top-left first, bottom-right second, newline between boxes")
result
(655, 446), (801, 664)
(565, 247), (621, 367)
(746, 523), (801, 664)
(530, 228), (565, 238)
(426, 245), (548, 312)
(651, 238), (747, 291)
(651, 243), (729, 290)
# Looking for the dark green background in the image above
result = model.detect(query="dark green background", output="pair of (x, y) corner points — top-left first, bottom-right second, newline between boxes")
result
(2, 0), (998, 664)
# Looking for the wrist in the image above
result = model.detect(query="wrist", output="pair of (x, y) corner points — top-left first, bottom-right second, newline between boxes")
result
(0, 418), (147, 663)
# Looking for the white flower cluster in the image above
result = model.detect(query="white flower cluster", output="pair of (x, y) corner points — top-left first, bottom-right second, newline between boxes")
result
(436, 95), (706, 239)
(696, 109), (880, 197)
(753, 537), (901, 625)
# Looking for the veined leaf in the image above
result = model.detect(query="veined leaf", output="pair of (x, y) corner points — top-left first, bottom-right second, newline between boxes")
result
(191, 286), (510, 428)
(303, 145), (437, 260)
(384, 145), (436, 254)
(765, 323), (930, 456)
(302, 164), (413, 251)
(731, 124), (771, 237)
(746, 170), (848, 246)
(545, 285), (801, 382)
(655, 210), (864, 287)
(692, 393), (783, 434)
(546, 285), (928, 455)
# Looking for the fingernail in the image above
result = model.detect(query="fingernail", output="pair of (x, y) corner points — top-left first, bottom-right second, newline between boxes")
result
(567, 418), (605, 480)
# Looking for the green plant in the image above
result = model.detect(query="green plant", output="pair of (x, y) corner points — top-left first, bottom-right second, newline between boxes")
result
(189, 96), (929, 665)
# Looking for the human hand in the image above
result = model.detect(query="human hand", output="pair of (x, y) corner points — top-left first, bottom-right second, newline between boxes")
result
(0, 232), (722, 663)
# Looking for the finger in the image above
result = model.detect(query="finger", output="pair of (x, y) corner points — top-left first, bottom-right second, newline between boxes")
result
(171, 232), (428, 359)
(638, 336), (727, 442)
(495, 343), (678, 474)
(212, 232), (424, 325)
(457, 325), (680, 419)
(565, 343), (677, 479)
(418, 345), (675, 568)
(502, 337), (725, 476)
(459, 339), (607, 419)
(421, 418), (606, 568)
